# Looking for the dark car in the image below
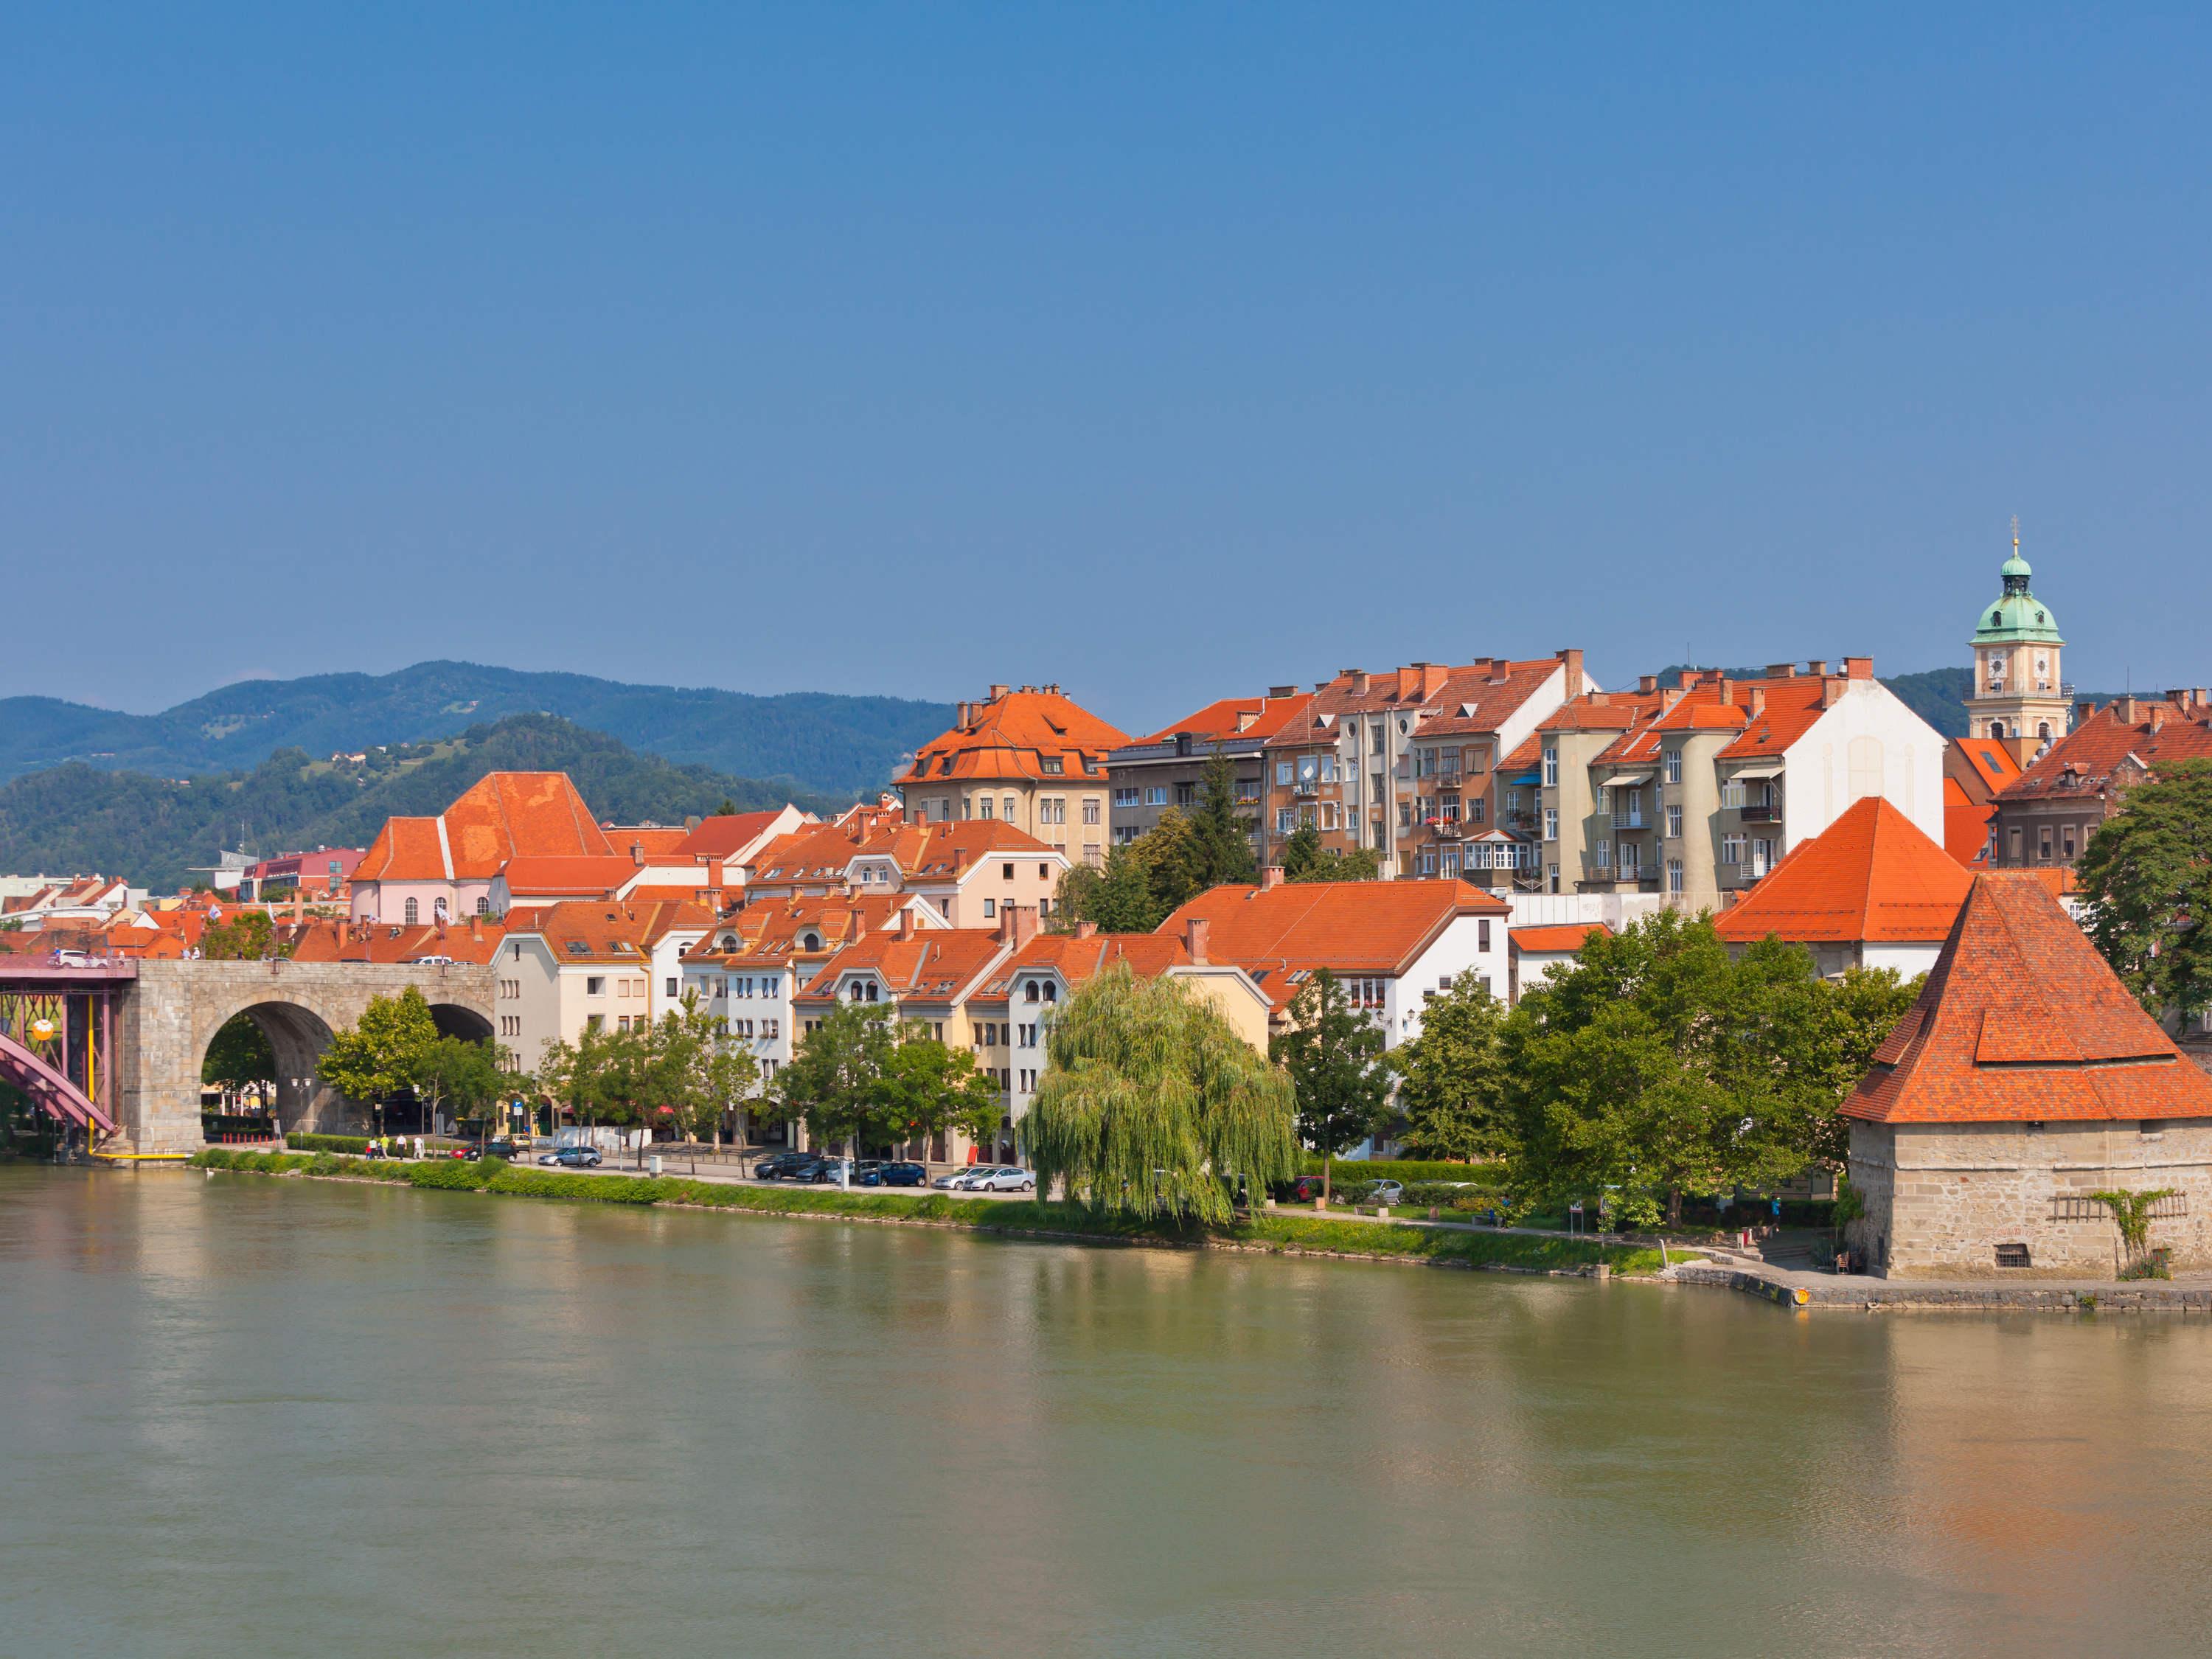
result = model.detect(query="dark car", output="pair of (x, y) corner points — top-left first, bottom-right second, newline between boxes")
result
(1276, 1175), (1329, 1202)
(846, 1160), (888, 1186)
(482, 1138), (520, 1160)
(752, 1152), (826, 1182)
(871, 1161), (928, 1188)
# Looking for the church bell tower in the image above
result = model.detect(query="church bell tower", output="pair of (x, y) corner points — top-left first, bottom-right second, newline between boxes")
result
(1964, 523), (2069, 765)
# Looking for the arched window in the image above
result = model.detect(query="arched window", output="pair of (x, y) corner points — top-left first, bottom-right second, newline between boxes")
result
(849, 983), (864, 1002)
(866, 983), (879, 1003)
(1043, 983), (1057, 1004)
(475, 897), (490, 917)
(1024, 981), (1040, 1003)
(404, 898), (420, 925)
(1989, 721), (2005, 740)
(802, 933), (820, 951)
(2038, 722), (2052, 740)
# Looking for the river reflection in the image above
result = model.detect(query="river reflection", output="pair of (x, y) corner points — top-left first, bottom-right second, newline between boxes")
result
(4, 1167), (2208, 1658)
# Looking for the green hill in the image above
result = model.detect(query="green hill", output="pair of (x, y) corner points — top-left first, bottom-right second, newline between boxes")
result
(0, 714), (846, 894)
(0, 661), (953, 798)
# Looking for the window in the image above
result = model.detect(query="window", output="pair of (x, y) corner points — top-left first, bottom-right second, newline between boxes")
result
(587, 976), (605, 995)
(1751, 838), (1773, 875)
(1542, 746), (1558, 787)
(2007, 826), (2022, 862)
(664, 977), (678, 998)
(1041, 757), (1063, 774)
(1722, 834), (1745, 866)
(1994, 1243), (2031, 1269)
(1667, 858), (1684, 894)
(1043, 982), (1057, 1004)
(1543, 808), (1558, 841)
(1417, 851), (1436, 876)
(585, 1014), (604, 1032)
(1144, 785), (1168, 807)
(1439, 849), (1460, 878)
(405, 898), (420, 925)
(1593, 838), (1610, 867)
(1082, 798), (1101, 826)
(1478, 919), (1491, 950)
(1320, 754), (1338, 782)
(1321, 803), (1338, 830)
(475, 897), (490, 917)
(1469, 798), (1484, 824)
(1720, 780), (1744, 809)
(1370, 722), (1385, 751)
(2062, 823), (2077, 860)
(1003, 796), (1016, 820)
(979, 796), (995, 819)
(1114, 787), (1138, 807)
(1276, 760), (1292, 786)
(983, 898), (997, 918)
(2038, 824), (2053, 861)
(1666, 804), (1683, 839)
(1276, 807), (1296, 834)
(1663, 748), (1682, 785)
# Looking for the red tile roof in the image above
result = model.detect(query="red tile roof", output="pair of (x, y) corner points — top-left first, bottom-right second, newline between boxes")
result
(686, 893), (908, 966)
(503, 899), (714, 964)
(1714, 797), (1972, 945)
(290, 919), (509, 964)
(1268, 658), (1571, 750)
(498, 856), (641, 897)
(1843, 872), (2212, 1124)
(605, 827), (692, 858)
(1942, 777), (1995, 866)
(355, 772), (613, 882)
(973, 931), (1197, 1001)
(1952, 739), (2024, 798)
(901, 688), (1128, 785)
(793, 928), (1008, 1006)
(2000, 694), (2212, 803)
(1132, 692), (1315, 747)
(1509, 922), (1610, 953)
(1155, 879), (1505, 1008)
(672, 810), (793, 860)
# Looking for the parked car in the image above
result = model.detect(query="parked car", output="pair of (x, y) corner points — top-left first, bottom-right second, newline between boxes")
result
(808, 1157), (856, 1184)
(930, 1167), (974, 1189)
(965, 1166), (1037, 1194)
(751, 1152), (824, 1181)
(540, 1146), (601, 1169)
(1368, 1180), (1406, 1206)
(872, 1161), (928, 1188)
(482, 1138), (520, 1160)
(1276, 1175), (1329, 1202)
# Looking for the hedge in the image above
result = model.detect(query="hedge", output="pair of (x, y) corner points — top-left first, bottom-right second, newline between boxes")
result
(1297, 1158), (1506, 1186)
(284, 1133), (371, 1155)
(188, 1150), (1660, 1272)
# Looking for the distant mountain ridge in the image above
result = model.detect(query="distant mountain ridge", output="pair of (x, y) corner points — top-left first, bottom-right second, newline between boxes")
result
(0, 661), (954, 798)
(0, 714), (846, 894)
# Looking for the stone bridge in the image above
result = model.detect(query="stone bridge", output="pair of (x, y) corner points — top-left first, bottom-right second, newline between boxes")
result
(115, 959), (495, 1153)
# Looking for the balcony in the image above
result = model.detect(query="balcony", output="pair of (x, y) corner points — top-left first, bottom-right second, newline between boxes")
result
(1292, 780), (1321, 798)
(1738, 803), (1781, 824)
(1506, 810), (1537, 831)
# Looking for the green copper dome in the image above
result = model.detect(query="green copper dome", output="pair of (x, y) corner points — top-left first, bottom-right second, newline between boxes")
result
(1973, 541), (2062, 644)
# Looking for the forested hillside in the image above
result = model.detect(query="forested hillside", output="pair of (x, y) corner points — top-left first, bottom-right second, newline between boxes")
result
(0, 661), (953, 796)
(0, 715), (844, 893)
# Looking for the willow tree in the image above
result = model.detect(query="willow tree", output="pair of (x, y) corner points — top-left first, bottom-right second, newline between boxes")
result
(1024, 964), (1296, 1223)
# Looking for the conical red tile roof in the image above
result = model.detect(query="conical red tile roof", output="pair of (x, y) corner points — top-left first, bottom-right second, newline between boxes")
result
(1841, 872), (2212, 1124)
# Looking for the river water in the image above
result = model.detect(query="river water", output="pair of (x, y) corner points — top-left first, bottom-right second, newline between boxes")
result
(4, 1168), (2211, 1658)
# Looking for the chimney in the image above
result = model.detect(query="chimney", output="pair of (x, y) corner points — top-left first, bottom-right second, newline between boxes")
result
(1820, 675), (1847, 710)
(631, 841), (645, 866)
(1184, 916), (1210, 964)
(470, 913), (484, 942)
(1843, 656), (1874, 681)
(1418, 662), (1448, 700)
(1746, 686), (1766, 718)
(1557, 648), (1585, 698)
(1267, 684), (1297, 698)
(1805, 660), (1829, 677)
(1260, 864), (1285, 891)
(1589, 691), (1610, 706)
(1349, 669), (1371, 695)
(956, 701), (972, 729)
(1010, 904), (1040, 949)
(988, 683), (1009, 701)
(898, 906), (917, 940)
(2117, 696), (2143, 724)
(2148, 704), (2171, 734)
(1076, 920), (1098, 939)
(1638, 675), (1658, 695)
(1766, 663), (1798, 679)
(1717, 678), (1734, 706)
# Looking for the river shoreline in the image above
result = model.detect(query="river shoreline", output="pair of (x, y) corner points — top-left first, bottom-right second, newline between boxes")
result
(181, 1147), (1666, 1277)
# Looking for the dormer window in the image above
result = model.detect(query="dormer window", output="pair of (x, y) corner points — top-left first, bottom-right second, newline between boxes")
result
(1024, 980), (1040, 1003)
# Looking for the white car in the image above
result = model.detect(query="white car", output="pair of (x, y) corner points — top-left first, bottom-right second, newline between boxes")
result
(964, 1166), (1037, 1194)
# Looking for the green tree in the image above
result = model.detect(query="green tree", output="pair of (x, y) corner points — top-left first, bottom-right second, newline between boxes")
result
(1393, 970), (1512, 1162)
(1499, 913), (1913, 1228)
(773, 1003), (902, 1152)
(316, 986), (439, 1137)
(874, 1032), (1003, 1153)
(1272, 970), (1394, 1203)
(1278, 823), (1383, 883)
(201, 1012), (277, 1099)
(1189, 747), (1259, 888)
(413, 1034), (506, 1137)
(201, 910), (279, 960)
(2077, 759), (2212, 1028)
(1054, 841), (1170, 933)
(1026, 962), (1297, 1222)
(534, 1028), (613, 1133)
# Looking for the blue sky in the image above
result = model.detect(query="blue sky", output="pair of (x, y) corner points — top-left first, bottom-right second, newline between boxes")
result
(5, 5), (2207, 734)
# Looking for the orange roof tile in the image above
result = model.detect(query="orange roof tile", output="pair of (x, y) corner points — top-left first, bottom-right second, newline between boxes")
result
(1942, 777), (1995, 866)
(2001, 694), (2212, 803)
(289, 919), (509, 965)
(1155, 880), (1505, 1008)
(1952, 739), (2024, 797)
(1842, 872), (2212, 1124)
(503, 899), (714, 964)
(673, 810), (793, 860)
(793, 927), (1008, 1005)
(498, 856), (640, 897)
(1509, 922), (1611, 953)
(901, 688), (1128, 785)
(972, 931), (1197, 1000)
(354, 772), (613, 882)
(1714, 798), (1972, 945)
(1131, 692), (1315, 747)
(605, 827), (691, 858)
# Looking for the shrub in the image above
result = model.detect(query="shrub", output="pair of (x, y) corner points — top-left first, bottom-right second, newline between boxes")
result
(1297, 1157), (1503, 1185)
(285, 1133), (370, 1155)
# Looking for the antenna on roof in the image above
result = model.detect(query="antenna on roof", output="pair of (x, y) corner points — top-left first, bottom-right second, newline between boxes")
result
(2011, 513), (2020, 553)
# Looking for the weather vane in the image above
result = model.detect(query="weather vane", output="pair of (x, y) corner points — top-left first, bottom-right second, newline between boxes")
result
(2011, 514), (2020, 552)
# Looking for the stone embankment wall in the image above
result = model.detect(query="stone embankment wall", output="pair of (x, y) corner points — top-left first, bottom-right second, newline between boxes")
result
(1848, 1116), (2212, 1279)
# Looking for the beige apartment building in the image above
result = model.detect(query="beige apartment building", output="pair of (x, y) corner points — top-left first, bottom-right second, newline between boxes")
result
(897, 685), (1130, 867)
(497, 899), (714, 1072)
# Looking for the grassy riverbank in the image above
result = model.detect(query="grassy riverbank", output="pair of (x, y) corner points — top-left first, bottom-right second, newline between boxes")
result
(188, 1148), (1664, 1275)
